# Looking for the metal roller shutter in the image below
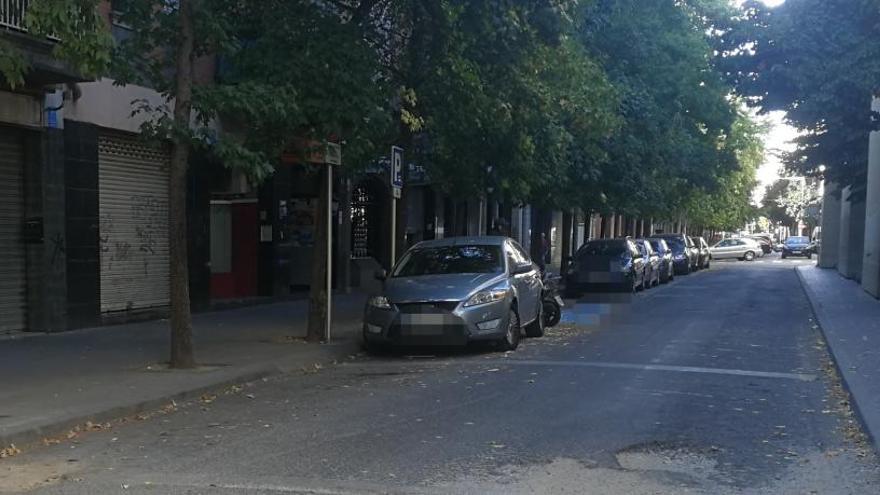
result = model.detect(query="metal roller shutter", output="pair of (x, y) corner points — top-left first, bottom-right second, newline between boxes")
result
(0, 130), (26, 331)
(98, 134), (170, 313)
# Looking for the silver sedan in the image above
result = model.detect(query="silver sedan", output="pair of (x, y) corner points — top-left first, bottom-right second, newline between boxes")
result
(363, 236), (545, 351)
(709, 238), (764, 261)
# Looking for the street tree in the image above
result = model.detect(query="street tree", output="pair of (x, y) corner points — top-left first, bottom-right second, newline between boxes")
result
(10, 0), (392, 362)
(0, 0), (112, 88)
(721, 0), (880, 192)
(774, 179), (820, 234)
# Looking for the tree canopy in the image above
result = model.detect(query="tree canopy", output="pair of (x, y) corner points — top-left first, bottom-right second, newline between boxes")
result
(2, 0), (765, 227)
(721, 0), (880, 193)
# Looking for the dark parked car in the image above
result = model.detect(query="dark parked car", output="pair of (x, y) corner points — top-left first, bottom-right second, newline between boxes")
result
(647, 237), (675, 283)
(363, 236), (544, 351)
(695, 236), (711, 269)
(650, 234), (697, 274)
(635, 238), (661, 288)
(564, 238), (647, 295)
(781, 236), (814, 259)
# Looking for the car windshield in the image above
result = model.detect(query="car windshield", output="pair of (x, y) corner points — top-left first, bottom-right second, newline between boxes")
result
(577, 241), (626, 257)
(786, 237), (809, 245)
(392, 245), (503, 276)
(648, 240), (664, 252)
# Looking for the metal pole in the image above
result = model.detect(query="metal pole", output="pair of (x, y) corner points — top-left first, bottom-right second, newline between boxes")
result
(325, 165), (332, 342)
(390, 197), (397, 266)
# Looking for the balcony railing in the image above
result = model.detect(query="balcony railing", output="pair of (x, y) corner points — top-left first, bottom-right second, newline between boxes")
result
(0, 0), (28, 32)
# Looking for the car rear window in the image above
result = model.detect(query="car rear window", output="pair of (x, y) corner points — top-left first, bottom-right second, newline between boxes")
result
(786, 237), (809, 245)
(656, 236), (684, 249)
(577, 241), (626, 257)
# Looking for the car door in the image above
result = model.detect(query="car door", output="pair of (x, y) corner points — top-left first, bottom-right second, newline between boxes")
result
(509, 241), (540, 322)
(733, 239), (751, 258)
(713, 239), (733, 259)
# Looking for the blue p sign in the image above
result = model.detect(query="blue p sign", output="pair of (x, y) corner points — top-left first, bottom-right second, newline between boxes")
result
(391, 146), (404, 189)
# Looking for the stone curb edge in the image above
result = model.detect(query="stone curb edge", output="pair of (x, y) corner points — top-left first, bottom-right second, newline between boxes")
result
(795, 265), (879, 454)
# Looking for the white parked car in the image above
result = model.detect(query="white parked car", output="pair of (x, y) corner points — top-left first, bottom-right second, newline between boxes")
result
(709, 238), (764, 261)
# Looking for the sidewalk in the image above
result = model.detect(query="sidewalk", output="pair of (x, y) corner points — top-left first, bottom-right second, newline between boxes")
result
(0, 293), (367, 449)
(797, 265), (880, 452)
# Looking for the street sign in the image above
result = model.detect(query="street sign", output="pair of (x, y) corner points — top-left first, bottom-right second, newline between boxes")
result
(324, 142), (342, 166)
(391, 146), (404, 191)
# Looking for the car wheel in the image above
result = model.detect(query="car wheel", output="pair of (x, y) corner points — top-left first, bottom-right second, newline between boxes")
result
(807, 253), (812, 259)
(497, 309), (521, 351)
(642, 273), (650, 291)
(781, 253), (787, 259)
(705, 260), (710, 269)
(542, 300), (561, 328)
(525, 303), (545, 338)
(744, 251), (756, 262)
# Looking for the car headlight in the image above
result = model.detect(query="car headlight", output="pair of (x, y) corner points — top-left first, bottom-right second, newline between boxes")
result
(673, 253), (686, 260)
(368, 295), (392, 309)
(464, 288), (509, 307)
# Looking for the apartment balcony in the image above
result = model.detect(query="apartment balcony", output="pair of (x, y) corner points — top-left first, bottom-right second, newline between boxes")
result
(1, 0), (86, 87)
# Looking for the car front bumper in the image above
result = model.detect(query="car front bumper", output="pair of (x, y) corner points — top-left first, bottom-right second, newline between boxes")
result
(783, 248), (810, 257)
(564, 271), (633, 294)
(363, 298), (512, 346)
(672, 258), (690, 272)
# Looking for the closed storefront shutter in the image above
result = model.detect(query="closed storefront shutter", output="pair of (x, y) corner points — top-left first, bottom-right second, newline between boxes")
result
(0, 130), (26, 331)
(98, 134), (170, 312)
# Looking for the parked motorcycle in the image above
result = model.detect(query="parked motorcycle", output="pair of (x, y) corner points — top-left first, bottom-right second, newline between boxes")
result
(541, 273), (563, 327)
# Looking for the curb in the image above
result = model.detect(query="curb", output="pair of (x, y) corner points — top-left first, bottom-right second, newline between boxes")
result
(795, 266), (878, 453)
(1, 338), (363, 452)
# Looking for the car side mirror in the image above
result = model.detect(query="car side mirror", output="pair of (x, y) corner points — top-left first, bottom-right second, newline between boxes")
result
(374, 269), (387, 281)
(513, 263), (533, 275)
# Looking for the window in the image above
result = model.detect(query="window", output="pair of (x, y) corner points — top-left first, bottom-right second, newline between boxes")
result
(393, 245), (503, 277)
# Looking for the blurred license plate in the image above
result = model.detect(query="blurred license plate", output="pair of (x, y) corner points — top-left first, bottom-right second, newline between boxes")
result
(400, 314), (450, 326)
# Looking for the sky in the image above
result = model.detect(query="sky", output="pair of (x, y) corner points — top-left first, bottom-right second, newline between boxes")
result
(733, 0), (793, 206)
(753, 111), (800, 205)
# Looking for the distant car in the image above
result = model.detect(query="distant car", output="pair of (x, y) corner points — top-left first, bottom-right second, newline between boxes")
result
(635, 238), (661, 288)
(781, 236), (813, 259)
(363, 236), (544, 351)
(710, 238), (762, 261)
(746, 235), (773, 254)
(647, 237), (675, 283)
(650, 234), (697, 274)
(564, 238), (648, 295)
(695, 236), (711, 269)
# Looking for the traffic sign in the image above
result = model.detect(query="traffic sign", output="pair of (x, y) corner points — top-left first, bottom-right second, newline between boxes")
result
(391, 146), (404, 191)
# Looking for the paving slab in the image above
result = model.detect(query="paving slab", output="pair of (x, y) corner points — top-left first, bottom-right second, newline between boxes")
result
(797, 264), (880, 452)
(0, 293), (367, 449)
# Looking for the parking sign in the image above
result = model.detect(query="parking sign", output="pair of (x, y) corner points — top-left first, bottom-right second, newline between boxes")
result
(391, 146), (404, 194)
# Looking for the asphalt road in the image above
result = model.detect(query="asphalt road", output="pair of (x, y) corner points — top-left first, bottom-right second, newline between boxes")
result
(5, 254), (880, 494)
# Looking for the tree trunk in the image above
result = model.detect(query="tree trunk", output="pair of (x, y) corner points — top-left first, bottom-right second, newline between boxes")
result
(561, 210), (572, 271)
(169, 0), (196, 369)
(307, 166), (330, 342)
